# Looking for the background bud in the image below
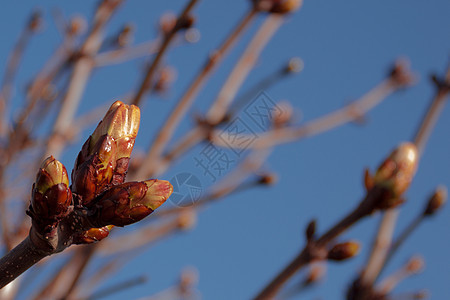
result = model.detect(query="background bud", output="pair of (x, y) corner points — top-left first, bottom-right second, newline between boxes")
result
(31, 156), (72, 220)
(374, 142), (418, 197)
(424, 186), (447, 216)
(94, 180), (173, 227)
(327, 241), (360, 261)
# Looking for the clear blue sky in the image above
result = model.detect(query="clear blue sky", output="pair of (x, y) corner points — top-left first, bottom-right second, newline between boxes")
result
(1, 0), (450, 299)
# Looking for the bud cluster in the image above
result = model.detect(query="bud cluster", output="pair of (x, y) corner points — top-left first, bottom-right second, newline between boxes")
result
(29, 101), (173, 245)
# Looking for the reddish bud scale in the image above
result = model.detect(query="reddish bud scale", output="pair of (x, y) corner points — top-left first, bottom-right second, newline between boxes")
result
(94, 180), (173, 227)
(72, 135), (117, 206)
(32, 183), (72, 220)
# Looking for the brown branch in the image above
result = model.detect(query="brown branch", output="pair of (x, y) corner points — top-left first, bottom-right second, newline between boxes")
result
(211, 77), (406, 150)
(355, 63), (450, 295)
(413, 64), (450, 156)
(60, 245), (97, 300)
(359, 209), (399, 287)
(227, 57), (303, 118)
(130, 0), (199, 107)
(253, 187), (386, 300)
(94, 39), (160, 67)
(85, 275), (147, 300)
(206, 14), (284, 124)
(159, 59), (410, 178)
(131, 6), (258, 180)
(0, 236), (47, 288)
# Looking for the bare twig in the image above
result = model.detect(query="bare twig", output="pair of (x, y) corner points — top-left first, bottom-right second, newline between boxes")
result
(85, 275), (147, 300)
(94, 39), (159, 67)
(355, 64), (450, 295)
(43, 0), (123, 159)
(0, 11), (40, 136)
(131, 0), (199, 107)
(131, 6), (258, 180)
(253, 186), (387, 299)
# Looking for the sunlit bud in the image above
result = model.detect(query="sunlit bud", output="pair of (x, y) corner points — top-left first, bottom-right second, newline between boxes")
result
(327, 241), (360, 261)
(374, 142), (418, 198)
(31, 156), (72, 219)
(72, 101), (140, 206)
(423, 186), (447, 216)
(94, 180), (173, 227)
(73, 225), (114, 244)
(90, 101), (140, 160)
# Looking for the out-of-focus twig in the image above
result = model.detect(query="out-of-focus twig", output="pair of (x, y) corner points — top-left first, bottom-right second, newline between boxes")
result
(381, 186), (446, 276)
(44, 0), (123, 159)
(84, 275), (148, 300)
(94, 39), (159, 67)
(131, 0), (199, 107)
(0, 11), (41, 136)
(376, 256), (424, 296)
(355, 63), (450, 296)
(131, 6), (258, 180)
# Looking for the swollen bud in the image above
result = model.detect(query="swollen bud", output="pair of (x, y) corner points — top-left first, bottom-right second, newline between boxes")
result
(423, 186), (447, 216)
(327, 241), (360, 261)
(374, 142), (418, 198)
(31, 156), (72, 220)
(94, 180), (173, 227)
(90, 101), (140, 160)
(72, 101), (140, 206)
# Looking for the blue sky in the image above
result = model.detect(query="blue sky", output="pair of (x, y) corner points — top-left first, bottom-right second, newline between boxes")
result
(1, 0), (450, 299)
